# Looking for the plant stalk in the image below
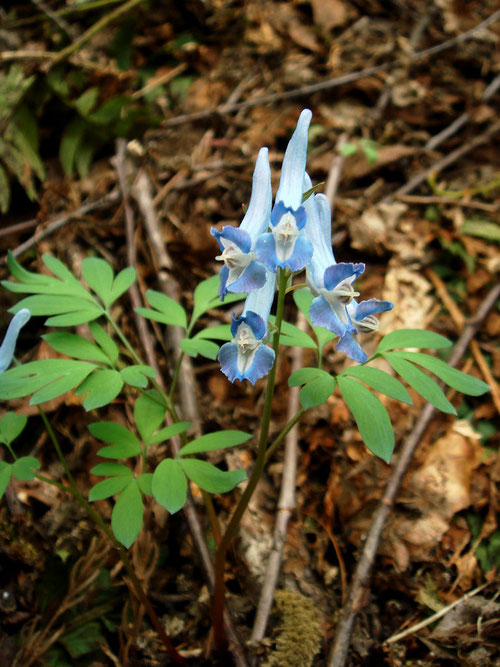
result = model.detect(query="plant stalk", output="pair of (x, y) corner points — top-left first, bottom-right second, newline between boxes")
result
(212, 268), (289, 651)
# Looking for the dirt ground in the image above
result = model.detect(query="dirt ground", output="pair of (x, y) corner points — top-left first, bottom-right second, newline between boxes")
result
(0, 1), (499, 665)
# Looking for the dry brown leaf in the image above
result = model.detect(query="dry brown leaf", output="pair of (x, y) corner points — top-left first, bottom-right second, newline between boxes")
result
(310, 0), (353, 31)
(343, 146), (417, 180)
(381, 265), (434, 333)
(348, 202), (407, 252)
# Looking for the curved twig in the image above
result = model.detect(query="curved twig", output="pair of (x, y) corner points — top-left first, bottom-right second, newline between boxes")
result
(327, 281), (500, 667)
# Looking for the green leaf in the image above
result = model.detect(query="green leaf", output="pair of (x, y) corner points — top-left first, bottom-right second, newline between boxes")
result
(301, 181), (324, 203)
(337, 376), (395, 462)
(149, 421), (190, 445)
(90, 462), (132, 476)
(45, 309), (103, 326)
(9, 294), (100, 317)
(289, 367), (336, 409)
(59, 620), (104, 659)
(152, 458), (187, 514)
(109, 267), (136, 304)
(89, 474), (132, 501)
(43, 332), (110, 364)
(180, 338), (219, 360)
(74, 87), (99, 116)
(75, 369), (124, 410)
(377, 329), (452, 353)
(269, 316), (316, 349)
(180, 458), (246, 494)
(342, 365), (413, 404)
(195, 324), (232, 341)
(136, 290), (187, 328)
(12, 456), (40, 481)
(134, 391), (167, 443)
(459, 219), (500, 242)
(191, 275), (244, 326)
(0, 360), (96, 403)
(89, 422), (140, 456)
(178, 430), (251, 456)
(89, 322), (119, 364)
(0, 412), (27, 446)
(382, 353), (456, 415)
(0, 463), (12, 499)
(60, 118), (86, 176)
(81, 258), (114, 308)
(137, 472), (153, 496)
(120, 365), (156, 388)
(111, 480), (143, 547)
(42, 254), (90, 296)
(393, 351), (491, 396)
(339, 142), (358, 157)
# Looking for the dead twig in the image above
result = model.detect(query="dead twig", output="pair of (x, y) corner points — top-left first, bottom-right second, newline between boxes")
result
(327, 281), (500, 667)
(396, 194), (498, 213)
(2, 191), (120, 262)
(162, 10), (499, 127)
(114, 139), (163, 382)
(388, 119), (500, 200)
(250, 311), (307, 644)
(384, 582), (489, 644)
(131, 168), (248, 667)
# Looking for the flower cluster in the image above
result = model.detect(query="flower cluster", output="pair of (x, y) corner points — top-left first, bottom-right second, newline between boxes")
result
(0, 309), (31, 375)
(212, 110), (392, 384)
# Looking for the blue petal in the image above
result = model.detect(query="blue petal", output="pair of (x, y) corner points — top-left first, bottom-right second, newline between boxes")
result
(354, 299), (393, 320)
(324, 262), (365, 290)
(226, 261), (267, 295)
(240, 147), (272, 239)
(211, 226), (252, 253)
(243, 269), (276, 324)
(230, 312), (267, 339)
(283, 234), (313, 272)
(270, 200), (287, 227)
(337, 332), (367, 364)
(218, 265), (230, 300)
(303, 182), (335, 286)
(218, 341), (275, 384)
(276, 109), (312, 210)
(0, 309), (31, 374)
(255, 233), (279, 273)
(244, 345), (275, 385)
(218, 342), (240, 382)
(309, 296), (347, 337)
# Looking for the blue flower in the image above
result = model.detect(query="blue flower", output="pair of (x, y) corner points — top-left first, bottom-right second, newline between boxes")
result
(0, 309), (31, 374)
(337, 299), (394, 363)
(211, 147), (271, 300)
(218, 271), (275, 384)
(304, 186), (365, 341)
(256, 109), (313, 273)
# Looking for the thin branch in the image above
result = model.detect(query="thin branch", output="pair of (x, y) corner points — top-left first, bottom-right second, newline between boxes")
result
(327, 281), (500, 667)
(387, 119), (500, 200)
(385, 582), (489, 644)
(162, 10), (499, 127)
(396, 194), (498, 213)
(250, 311), (307, 644)
(2, 191), (120, 262)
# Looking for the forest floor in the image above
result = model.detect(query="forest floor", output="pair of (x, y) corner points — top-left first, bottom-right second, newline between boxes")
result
(0, 1), (499, 666)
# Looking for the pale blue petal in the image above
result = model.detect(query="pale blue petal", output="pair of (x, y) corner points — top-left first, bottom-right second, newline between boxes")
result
(324, 262), (365, 290)
(255, 233), (279, 273)
(0, 309), (31, 374)
(218, 340), (275, 384)
(240, 147), (272, 239)
(276, 109), (312, 210)
(354, 299), (393, 320)
(211, 226), (252, 253)
(226, 261), (267, 295)
(337, 332), (367, 364)
(218, 265), (230, 300)
(284, 234), (313, 272)
(309, 296), (347, 337)
(243, 269), (276, 325)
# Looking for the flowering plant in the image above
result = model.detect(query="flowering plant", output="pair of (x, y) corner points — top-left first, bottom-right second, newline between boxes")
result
(0, 109), (489, 659)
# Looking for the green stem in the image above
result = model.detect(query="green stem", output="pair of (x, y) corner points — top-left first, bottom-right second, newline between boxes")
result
(106, 311), (143, 366)
(212, 268), (289, 651)
(169, 351), (185, 402)
(36, 406), (185, 664)
(264, 408), (305, 465)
